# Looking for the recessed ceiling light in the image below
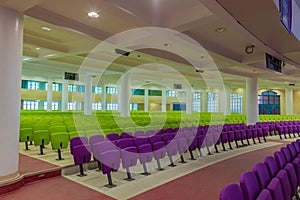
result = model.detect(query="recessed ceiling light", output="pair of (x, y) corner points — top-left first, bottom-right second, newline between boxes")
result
(44, 54), (57, 57)
(88, 11), (99, 18)
(42, 26), (51, 31)
(36, 47), (40, 50)
(215, 27), (226, 33)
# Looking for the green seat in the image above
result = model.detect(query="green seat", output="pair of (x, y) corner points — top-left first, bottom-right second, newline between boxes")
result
(50, 126), (67, 135)
(33, 130), (50, 155)
(19, 128), (33, 150)
(51, 132), (69, 160)
(85, 130), (103, 138)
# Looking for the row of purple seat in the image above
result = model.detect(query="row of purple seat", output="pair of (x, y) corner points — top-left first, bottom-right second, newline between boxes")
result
(69, 123), (272, 188)
(220, 139), (300, 200)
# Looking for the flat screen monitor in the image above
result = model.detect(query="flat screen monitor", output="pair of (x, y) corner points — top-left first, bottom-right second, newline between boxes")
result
(64, 72), (79, 81)
(265, 53), (282, 73)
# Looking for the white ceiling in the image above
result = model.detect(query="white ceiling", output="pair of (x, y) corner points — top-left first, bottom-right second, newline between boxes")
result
(1, 0), (300, 90)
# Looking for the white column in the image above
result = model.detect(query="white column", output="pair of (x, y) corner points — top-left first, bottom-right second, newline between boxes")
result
(120, 73), (131, 117)
(144, 87), (149, 112)
(0, 6), (23, 180)
(47, 78), (53, 112)
(219, 85), (231, 115)
(102, 84), (106, 111)
(201, 91), (207, 112)
(84, 74), (92, 115)
(161, 88), (167, 112)
(61, 79), (68, 112)
(186, 87), (193, 114)
(285, 88), (293, 115)
(246, 77), (258, 125)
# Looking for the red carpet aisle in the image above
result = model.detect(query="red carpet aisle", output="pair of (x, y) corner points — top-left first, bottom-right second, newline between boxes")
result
(129, 143), (285, 200)
(0, 176), (115, 200)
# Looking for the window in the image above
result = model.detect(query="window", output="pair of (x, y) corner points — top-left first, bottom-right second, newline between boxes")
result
(23, 100), (38, 110)
(230, 93), (243, 114)
(106, 102), (118, 110)
(45, 83), (60, 92)
(166, 90), (176, 97)
(93, 86), (102, 94)
(106, 87), (118, 94)
(130, 103), (138, 110)
(44, 101), (60, 110)
(68, 102), (76, 110)
(27, 81), (39, 90)
(68, 84), (77, 92)
(192, 93), (201, 112)
(207, 92), (218, 112)
(92, 102), (102, 110)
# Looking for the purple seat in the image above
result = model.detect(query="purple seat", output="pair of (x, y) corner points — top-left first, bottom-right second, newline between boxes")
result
(177, 137), (188, 163)
(204, 134), (214, 155)
(256, 128), (263, 143)
(219, 184), (244, 200)
(145, 130), (156, 137)
(166, 139), (178, 167)
(246, 129), (253, 145)
(256, 189), (272, 200)
(240, 171), (260, 200)
(274, 151), (287, 169)
(267, 178), (284, 200)
(253, 162), (271, 190)
(70, 136), (89, 155)
(162, 133), (175, 143)
(134, 137), (149, 147)
(152, 141), (166, 170)
(281, 147), (292, 163)
(101, 150), (120, 188)
(227, 131), (234, 149)
(262, 127), (269, 142)
(120, 132), (132, 139)
(148, 135), (162, 145)
(89, 134), (105, 170)
(121, 146), (138, 181)
(138, 144), (153, 175)
(287, 144), (297, 159)
(264, 156), (279, 177)
(106, 133), (119, 142)
(165, 128), (174, 134)
(116, 138), (134, 149)
(72, 144), (92, 177)
(212, 133), (221, 153)
(284, 163), (300, 199)
(276, 169), (292, 200)
(134, 131), (145, 138)
(89, 134), (105, 146)
(292, 141), (300, 154)
(292, 158), (300, 186)
(220, 132), (228, 151)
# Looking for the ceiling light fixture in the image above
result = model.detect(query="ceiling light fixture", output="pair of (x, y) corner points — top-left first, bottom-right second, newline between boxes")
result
(215, 27), (226, 33)
(245, 45), (255, 54)
(36, 47), (40, 50)
(44, 54), (57, 57)
(88, 11), (99, 18)
(42, 26), (51, 31)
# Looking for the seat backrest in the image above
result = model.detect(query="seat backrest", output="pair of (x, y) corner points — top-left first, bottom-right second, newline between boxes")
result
(292, 141), (300, 153)
(134, 130), (145, 138)
(106, 133), (119, 141)
(276, 170), (292, 200)
(287, 143), (297, 158)
(148, 135), (162, 144)
(72, 144), (92, 165)
(220, 184), (244, 200)
(116, 138), (134, 149)
(70, 136), (88, 154)
(253, 162), (271, 189)
(120, 132), (132, 139)
(100, 150), (120, 174)
(134, 137), (149, 147)
(89, 134), (105, 145)
(281, 147), (292, 162)
(240, 171), (260, 200)
(264, 156), (279, 177)
(274, 151), (287, 169)
(284, 163), (298, 194)
(256, 189), (272, 200)
(267, 178), (284, 200)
